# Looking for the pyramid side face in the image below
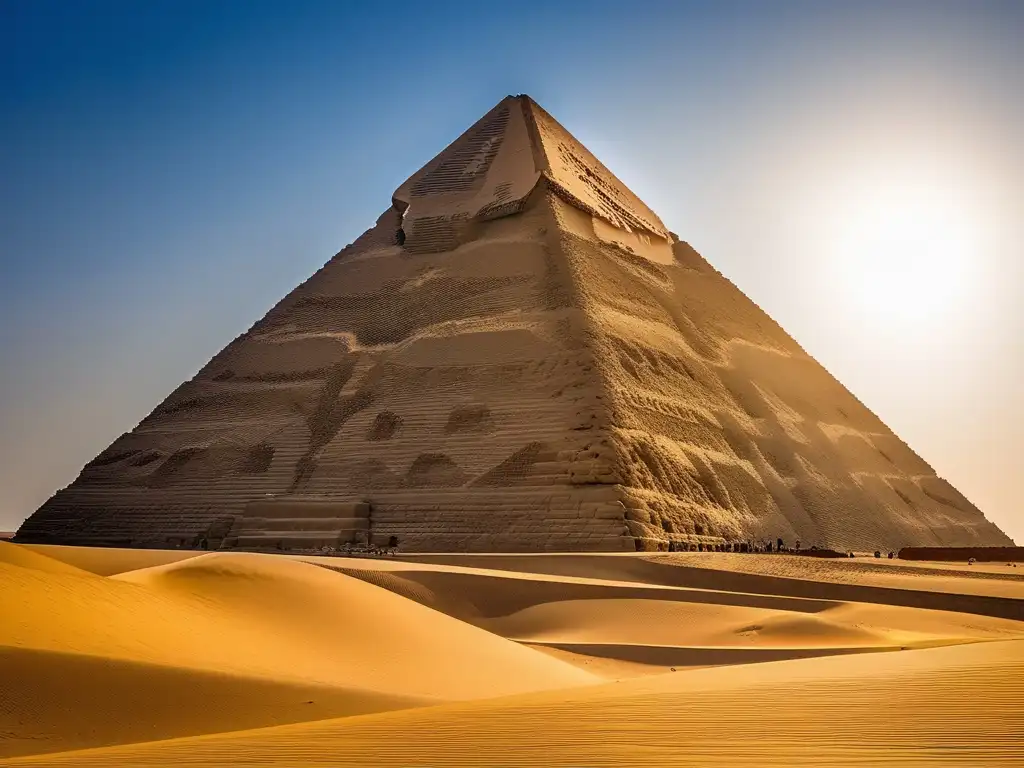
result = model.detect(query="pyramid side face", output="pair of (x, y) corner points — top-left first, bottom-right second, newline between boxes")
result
(524, 98), (670, 240)
(17, 95), (1013, 552)
(389, 95), (670, 253)
(392, 96), (543, 245)
(549, 195), (1012, 550)
(17, 193), (632, 551)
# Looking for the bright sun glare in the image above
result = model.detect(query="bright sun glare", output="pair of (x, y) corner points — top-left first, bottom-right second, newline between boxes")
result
(828, 178), (981, 330)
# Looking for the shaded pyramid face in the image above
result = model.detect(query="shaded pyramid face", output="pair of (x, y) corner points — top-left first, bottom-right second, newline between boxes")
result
(18, 95), (1011, 552)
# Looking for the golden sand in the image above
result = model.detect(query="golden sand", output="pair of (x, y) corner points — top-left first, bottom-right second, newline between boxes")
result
(2, 541), (1022, 765)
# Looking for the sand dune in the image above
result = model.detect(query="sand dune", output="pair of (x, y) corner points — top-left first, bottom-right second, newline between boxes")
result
(3, 551), (592, 697)
(661, 552), (1024, 598)
(113, 553), (595, 696)
(0, 548), (595, 758)
(7, 639), (1022, 767)
(0, 646), (420, 760)
(22, 543), (202, 576)
(525, 641), (894, 671)
(328, 555), (1022, 674)
(3, 545), (1022, 764)
(482, 597), (890, 648)
(405, 552), (1024, 613)
(0, 540), (93, 576)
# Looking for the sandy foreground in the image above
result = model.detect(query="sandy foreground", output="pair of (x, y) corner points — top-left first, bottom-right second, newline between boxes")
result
(1, 543), (1022, 766)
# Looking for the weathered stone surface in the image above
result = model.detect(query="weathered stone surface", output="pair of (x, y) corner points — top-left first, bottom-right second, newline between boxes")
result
(15, 96), (1012, 552)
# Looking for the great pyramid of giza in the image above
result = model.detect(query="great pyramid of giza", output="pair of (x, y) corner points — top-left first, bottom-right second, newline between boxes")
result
(17, 95), (1012, 553)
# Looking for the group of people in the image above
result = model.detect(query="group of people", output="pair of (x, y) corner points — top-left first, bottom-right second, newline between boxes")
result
(666, 537), (901, 559)
(317, 535), (401, 557)
(666, 536), (812, 554)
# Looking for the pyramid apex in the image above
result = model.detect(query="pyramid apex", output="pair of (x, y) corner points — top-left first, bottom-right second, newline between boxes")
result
(392, 94), (669, 249)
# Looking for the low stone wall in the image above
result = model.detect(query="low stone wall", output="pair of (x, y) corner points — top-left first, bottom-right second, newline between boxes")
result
(898, 546), (1024, 562)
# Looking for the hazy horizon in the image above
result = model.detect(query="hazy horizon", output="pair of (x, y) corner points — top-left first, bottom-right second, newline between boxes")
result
(2, 0), (1021, 542)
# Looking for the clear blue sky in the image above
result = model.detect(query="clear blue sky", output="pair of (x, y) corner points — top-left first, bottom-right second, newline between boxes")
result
(2, 0), (1022, 541)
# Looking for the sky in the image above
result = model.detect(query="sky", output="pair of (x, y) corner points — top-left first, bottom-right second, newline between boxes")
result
(1, 0), (1021, 542)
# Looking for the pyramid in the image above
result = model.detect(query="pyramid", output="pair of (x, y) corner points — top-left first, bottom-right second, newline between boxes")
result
(17, 95), (1012, 553)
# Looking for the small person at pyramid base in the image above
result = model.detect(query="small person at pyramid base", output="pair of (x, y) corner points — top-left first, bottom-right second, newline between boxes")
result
(16, 95), (1013, 553)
